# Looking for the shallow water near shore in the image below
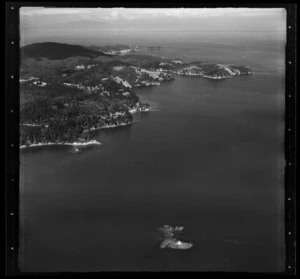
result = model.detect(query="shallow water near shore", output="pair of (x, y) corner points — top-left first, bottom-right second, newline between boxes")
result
(19, 43), (285, 272)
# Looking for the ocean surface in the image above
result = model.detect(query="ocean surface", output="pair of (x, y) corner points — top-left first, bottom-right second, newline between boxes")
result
(19, 39), (285, 272)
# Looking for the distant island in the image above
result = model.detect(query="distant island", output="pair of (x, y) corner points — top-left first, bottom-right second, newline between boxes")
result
(20, 42), (252, 148)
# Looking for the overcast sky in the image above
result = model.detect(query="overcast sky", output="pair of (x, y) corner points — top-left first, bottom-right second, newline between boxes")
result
(20, 8), (286, 46)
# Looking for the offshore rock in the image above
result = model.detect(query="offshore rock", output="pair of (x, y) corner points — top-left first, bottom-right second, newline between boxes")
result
(158, 225), (193, 250)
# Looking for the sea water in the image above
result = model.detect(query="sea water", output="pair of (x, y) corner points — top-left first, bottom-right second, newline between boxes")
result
(19, 37), (285, 272)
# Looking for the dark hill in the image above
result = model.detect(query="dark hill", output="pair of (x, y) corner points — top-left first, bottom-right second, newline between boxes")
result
(21, 42), (111, 60)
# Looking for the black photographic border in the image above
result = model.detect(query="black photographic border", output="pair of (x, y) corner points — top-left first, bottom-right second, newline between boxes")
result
(5, 2), (297, 275)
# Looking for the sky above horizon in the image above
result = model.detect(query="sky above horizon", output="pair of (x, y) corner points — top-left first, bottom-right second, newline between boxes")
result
(20, 7), (287, 46)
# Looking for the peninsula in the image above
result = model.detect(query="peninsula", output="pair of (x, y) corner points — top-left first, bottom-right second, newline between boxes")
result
(20, 42), (252, 147)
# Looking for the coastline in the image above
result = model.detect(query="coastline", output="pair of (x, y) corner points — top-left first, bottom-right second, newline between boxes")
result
(20, 120), (136, 149)
(19, 66), (247, 151)
(82, 122), (132, 133)
(129, 105), (151, 113)
(20, 140), (102, 149)
(160, 69), (252, 80)
(20, 121), (134, 149)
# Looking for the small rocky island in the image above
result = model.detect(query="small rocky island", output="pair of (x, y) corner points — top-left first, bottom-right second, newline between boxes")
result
(20, 42), (253, 148)
(158, 225), (193, 250)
